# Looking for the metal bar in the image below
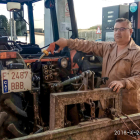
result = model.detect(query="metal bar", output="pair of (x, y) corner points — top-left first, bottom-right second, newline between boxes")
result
(55, 75), (83, 88)
(54, 71), (92, 88)
(10, 12), (13, 41)
(27, 2), (35, 45)
(32, 91), (40, 132)
(50, 0), (59, 42)
(9, 114), (140, 140)
(49, 88), (121, 130)
(67, 0), (78, 39)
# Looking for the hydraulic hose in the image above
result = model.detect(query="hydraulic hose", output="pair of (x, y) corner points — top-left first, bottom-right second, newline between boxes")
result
(4, 99), (27, 118)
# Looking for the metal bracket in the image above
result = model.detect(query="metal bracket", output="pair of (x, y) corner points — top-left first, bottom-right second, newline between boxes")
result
(49, 88), (122, 130)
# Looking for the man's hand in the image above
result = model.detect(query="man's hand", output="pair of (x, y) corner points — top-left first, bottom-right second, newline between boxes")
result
(55, 38), (68, 52)
(108, 81), (124, 93)
(46, 42), (55, 55)
(46, 38), (68, 55)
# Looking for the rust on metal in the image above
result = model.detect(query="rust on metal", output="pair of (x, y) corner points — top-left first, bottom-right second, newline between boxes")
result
(32, 92), (40, 131)
(49, 88), (122, 130)
(115, 114), (132, 136)
(117, 135), (138, 140)
(11, 113), (140, 140)
(89, 100), (95, 120)
(121, 112), (140, 131)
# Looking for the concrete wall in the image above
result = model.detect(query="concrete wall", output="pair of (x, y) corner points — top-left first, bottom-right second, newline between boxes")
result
(34, 28), (44, 33)
(78, 30), (102, 41)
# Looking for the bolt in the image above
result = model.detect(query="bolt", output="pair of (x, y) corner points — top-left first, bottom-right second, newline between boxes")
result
(44, 65), (48, 69)
(49, 65), (52, 69)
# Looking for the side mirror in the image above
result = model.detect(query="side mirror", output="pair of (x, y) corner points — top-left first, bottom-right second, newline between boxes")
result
(13, 5), (24, 21)
(7, 2), (21, 11)
(45, 0), (55, 8)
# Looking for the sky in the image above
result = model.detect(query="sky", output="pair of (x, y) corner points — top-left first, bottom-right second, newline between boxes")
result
(0, 0), (135, 30)
(73, 0), (135, 29)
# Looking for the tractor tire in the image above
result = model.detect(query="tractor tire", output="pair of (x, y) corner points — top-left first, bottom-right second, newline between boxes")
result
(0, 93), (27, 139)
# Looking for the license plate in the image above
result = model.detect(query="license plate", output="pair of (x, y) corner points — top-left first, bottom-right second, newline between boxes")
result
(1, 69), (32, 94)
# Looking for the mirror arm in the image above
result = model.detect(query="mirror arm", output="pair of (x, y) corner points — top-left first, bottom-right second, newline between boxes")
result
(16, 12), (29, 25)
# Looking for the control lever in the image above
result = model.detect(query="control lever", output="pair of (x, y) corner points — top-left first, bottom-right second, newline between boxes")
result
(38, 43), (59, 61)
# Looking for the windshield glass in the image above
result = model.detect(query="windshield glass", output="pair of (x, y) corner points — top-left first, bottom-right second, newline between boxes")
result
(0, 4), (28, 42)
(14, 4), (29, 43)
(56, 0), (72, 39)
(0, 2), (44, 48)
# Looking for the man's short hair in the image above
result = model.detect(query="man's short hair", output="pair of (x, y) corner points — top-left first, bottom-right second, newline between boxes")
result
(115, 18), (132, 29)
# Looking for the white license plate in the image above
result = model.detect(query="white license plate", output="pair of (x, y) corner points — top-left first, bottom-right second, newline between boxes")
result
(1, 69), (32, 94)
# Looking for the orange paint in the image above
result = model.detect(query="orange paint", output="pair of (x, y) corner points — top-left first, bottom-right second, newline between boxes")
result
(0, 52), (17, 59)
(24, 57), (69, 63)
(70, 50), (79, 74)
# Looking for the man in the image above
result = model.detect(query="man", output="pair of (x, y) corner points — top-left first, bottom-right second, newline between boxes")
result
(47, 18), (140, 115)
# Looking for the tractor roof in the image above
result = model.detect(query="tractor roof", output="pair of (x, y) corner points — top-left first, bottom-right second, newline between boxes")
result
(0, 0), (41, 4)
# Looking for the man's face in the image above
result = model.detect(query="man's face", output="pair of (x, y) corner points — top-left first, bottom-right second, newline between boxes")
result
(114, 21), (133, 44)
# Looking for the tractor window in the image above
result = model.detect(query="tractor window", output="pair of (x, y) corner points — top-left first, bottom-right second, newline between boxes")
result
(73, 0), (102, 41)
(14, 4), (29, 43)
(0, 1), (45, 48)
(33, 1), (45, 48)
(0, 4), (29, 43)
(56, 0), (72, 39)
(0, 4), (11, 37)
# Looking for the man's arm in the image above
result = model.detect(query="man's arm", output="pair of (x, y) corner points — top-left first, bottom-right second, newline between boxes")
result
(47, 38), (112, 57)
(67, 38), (107, 57)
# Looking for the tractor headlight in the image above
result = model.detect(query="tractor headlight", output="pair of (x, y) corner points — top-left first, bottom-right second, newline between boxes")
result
(60, 58), (68, 68)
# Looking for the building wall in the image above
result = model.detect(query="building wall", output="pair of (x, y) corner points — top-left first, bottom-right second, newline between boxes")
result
(34, 28), (43, 33)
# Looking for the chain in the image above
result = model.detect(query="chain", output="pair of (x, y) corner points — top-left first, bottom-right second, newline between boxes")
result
(115, 114), (133, 135)
(114, 110), (137, 137)
(121, 112), (140, 131)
